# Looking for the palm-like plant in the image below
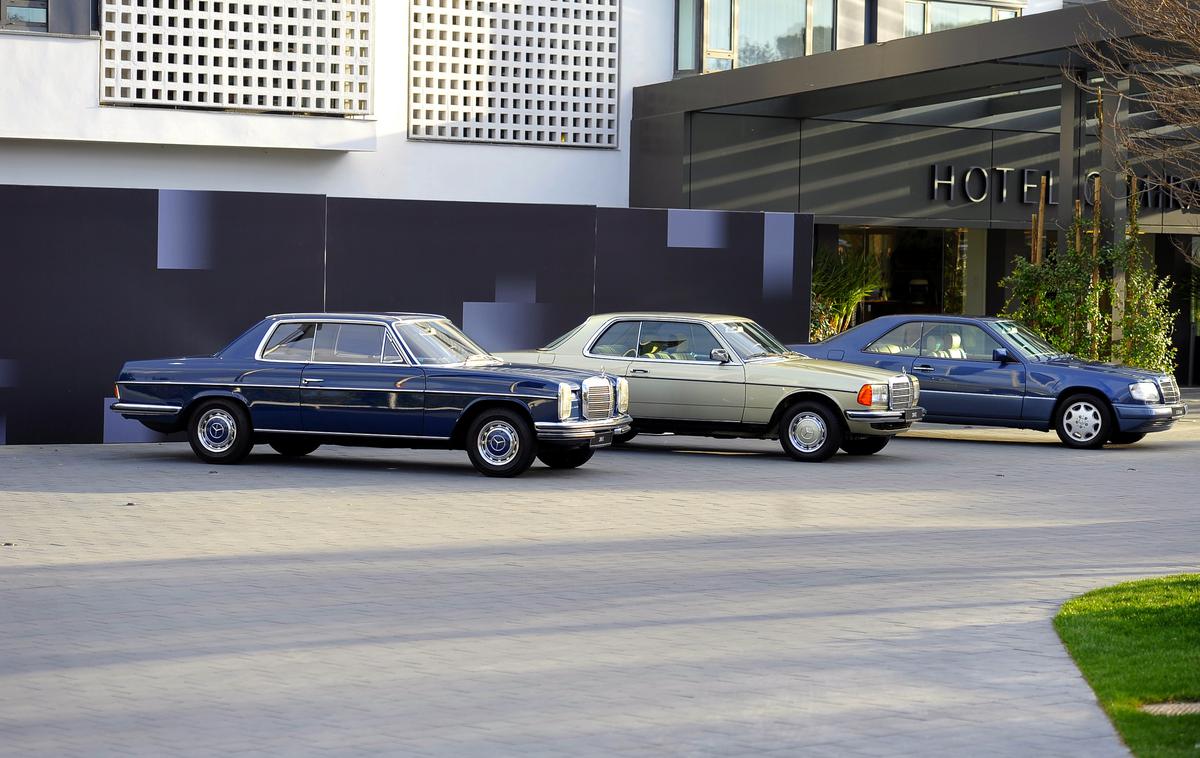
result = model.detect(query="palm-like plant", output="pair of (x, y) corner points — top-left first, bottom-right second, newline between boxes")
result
(810, 246), (885, 341)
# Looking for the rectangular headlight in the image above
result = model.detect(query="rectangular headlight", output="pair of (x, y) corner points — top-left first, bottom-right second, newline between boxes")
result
(557, 382), (574, 421)
(616, 377), (629, 414)
(1129, 381), (1160, 403)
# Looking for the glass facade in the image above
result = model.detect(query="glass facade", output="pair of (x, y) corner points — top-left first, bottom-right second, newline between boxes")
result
(904, 1), (925, 37)
(903, 1), (1020, 36)
(678, 0), (836, 74)
(1, 0), (49, 31)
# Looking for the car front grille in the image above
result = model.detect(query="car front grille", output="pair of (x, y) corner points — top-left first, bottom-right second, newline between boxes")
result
(581, 377), (613, 420)
(1159, 376), (1180, 404)
(889, 377), (915, 411)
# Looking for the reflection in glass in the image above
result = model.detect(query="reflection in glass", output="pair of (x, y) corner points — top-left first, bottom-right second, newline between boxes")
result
(705, 56), (733, 72)
(811, 0), (835, 53)
(677, 0), (700, 70)
(709, 0), (733, 51)
(929, 1), (993, 32)
(737, 0), (806, 67)
(904, 1), (926, 36)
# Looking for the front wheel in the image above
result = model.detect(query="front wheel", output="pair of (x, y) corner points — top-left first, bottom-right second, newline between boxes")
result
(537, 446), (595, 469)
(1109, 432), (1146, 445)
(187, 399), (253, 464)
(269, 439), (321, 457)
(466, 409), (537, 477)
(1055, 394), (1112, 449)
(840, 436), (891, 456)
(779, 402), (843, 462)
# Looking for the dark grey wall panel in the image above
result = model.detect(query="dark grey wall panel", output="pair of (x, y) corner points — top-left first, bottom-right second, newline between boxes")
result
(48, 0), (94, 35)
(689, 113), (801, 213)
(0, 185), (325, 445)
(594, 208), (814, 343)
(324, 199), (597, 352)
(629, 112), (691, 210)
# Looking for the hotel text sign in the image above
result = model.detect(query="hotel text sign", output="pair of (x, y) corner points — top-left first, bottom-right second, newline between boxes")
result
(929, 164), (1060, 205)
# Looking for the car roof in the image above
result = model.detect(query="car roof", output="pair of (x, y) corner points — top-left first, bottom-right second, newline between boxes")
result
(588, 311), (748, 322)
(266, 312), (449, 323)
(869, 314), (1008, 324)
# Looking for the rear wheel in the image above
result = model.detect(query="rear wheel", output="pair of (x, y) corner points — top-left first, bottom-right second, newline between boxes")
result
(269, 439), (321, 457)
(779, 402), (843, 462)
(466, 408), (537, 477)
(537, 446), (595, 469)
(187, 399), (253, 464)
(1055, 394), (1112, 449)
(840, 436), (891, 456)
(1109, 432), (1146, 445)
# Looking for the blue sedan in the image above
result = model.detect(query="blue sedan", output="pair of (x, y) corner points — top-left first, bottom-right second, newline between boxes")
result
(113, 313), (632, 476)
(797, 315), (1188, 448)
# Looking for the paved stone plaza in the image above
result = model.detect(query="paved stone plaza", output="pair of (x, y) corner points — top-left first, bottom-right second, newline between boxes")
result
(2, 415), (1198, 757)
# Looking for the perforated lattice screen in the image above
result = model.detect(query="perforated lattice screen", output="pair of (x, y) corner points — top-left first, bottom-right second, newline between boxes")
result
(409, 0), (620, 148)
(100, 0), (373, 117)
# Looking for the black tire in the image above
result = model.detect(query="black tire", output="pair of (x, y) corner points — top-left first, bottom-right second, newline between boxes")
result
(465, 408), (537, 477)
(537, 446), (595, 469)
(187, 399), (253, 464)
(613, 429), (638, 445)
(840, 436), (891, 456)
(1054, 393), (1113, 449)
(779, 401), (843, 462)
(1109, 432), (1146, 445)
(269, 439), (321, 457)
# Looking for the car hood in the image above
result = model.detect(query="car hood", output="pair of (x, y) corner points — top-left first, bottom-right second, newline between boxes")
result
(746, 356), (906, 390)
(1039, 356), (1167, 382)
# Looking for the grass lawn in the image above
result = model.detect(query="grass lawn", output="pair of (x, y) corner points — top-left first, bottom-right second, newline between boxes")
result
(1055, 574), (1200, 758)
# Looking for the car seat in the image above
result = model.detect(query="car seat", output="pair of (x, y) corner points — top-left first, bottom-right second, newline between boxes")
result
(944, 333), (966, 359)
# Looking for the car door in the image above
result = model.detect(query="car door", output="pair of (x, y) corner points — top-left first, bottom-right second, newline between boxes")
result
(911, 321), (1025, 420)
(299, 322), (426, 437)
(247, 320), (315, 431)
(622, 319), (746, 422)
(858, 320), (923, 375)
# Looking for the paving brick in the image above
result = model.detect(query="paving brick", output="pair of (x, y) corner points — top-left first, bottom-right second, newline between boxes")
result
(2, 415), (1197, 755)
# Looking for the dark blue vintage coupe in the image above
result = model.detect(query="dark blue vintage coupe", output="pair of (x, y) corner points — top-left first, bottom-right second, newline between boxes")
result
(113, 313), (632, 477)
(798, 315), (1187, 448)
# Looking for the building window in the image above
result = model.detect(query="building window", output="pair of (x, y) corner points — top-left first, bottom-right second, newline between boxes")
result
(903, 1), (1020, 36)
(1, 0), (48, 32)
(408, 0), (620, 148)
(680, 0), (836, 75)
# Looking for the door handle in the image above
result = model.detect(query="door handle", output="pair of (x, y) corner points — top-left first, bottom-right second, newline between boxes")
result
(912, 365), (934, 372)
(630, 368), (649, 374)
(301, 377), (324, 384)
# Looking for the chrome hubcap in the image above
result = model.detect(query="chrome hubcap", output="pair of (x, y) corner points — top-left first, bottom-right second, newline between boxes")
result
(197, 409), (237, 453)
(788, 412), (828, 454)
(1063, 401), (1102, 442)
(477, 420), (519, 467)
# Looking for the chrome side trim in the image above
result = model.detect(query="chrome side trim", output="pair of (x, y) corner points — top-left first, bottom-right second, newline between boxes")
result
(255, 428), (450, 440)
(118, 380), (552, 400)
(919, 389), (1024, 398)
(111, 402), (182, 415)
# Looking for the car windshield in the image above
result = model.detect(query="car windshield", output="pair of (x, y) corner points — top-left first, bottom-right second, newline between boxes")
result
(715, 320), (807, 360)
(540, 323), (585, 350)
(993, 320), (1062, 359)
(395, 319), (498, 366)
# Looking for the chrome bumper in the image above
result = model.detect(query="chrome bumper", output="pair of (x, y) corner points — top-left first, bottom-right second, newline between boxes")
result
(112, 402), (182, 416)
(535, 414), (633, 442)
(845, 407), (925, 422)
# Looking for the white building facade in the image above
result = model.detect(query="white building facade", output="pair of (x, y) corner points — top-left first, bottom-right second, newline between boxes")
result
(0, 0), (1047, 206)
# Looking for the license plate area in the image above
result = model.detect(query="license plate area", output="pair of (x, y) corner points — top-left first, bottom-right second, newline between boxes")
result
(591, 431), (613, 448)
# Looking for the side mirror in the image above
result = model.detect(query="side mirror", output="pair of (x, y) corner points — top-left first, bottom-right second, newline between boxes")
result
(710, 348), (732, 364)
(993, 348), (1011, 364)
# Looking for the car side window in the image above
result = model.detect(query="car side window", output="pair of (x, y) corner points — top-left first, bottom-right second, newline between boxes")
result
(262, 322), (316, 362)
(383, 334), (406, 363)
(865, 322), (923, 356)
(313, 323), (388, 363)
(921, 323), (1002, 361)
(591, 321), (640, 357)
(638, 321), (723, 362)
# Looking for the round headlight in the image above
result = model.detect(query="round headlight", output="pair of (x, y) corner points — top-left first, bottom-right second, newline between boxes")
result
(1129, 381), (1160, 403)
(616, 377), (629, 414)
(557, 382), (574, 421)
